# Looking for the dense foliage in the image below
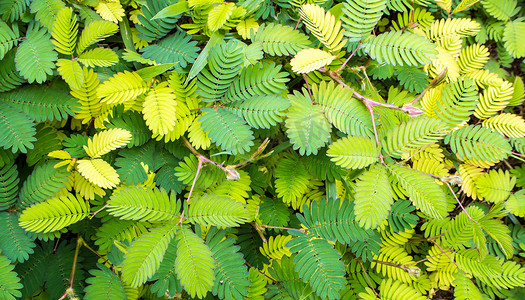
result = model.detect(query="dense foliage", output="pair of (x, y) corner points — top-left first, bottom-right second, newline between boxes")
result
(0, 0), (525, 299)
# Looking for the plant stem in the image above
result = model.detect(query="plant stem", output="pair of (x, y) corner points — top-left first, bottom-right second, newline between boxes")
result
(58, 235), (83, 300)
(337, 43), (362, 72)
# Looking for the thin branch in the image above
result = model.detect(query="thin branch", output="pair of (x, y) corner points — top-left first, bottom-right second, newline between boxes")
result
(406, 68), (448, 106)
(251, 222), (267, 243)
(431, 240), (458, 268)
(302, 73), (315, 104)
(337, 43), (362, 72)
(405, 249), (453, 267)
(186, 156), (203, 204)
(358, 260), (379, 297)
(444, 180), (475, 222)
(58, 235), (83, 300)
(91, 204), (109, 218)
(232, 138), (270, 168)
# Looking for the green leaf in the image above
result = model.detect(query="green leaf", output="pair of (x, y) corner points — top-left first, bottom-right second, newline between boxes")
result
(18, 193), (90, 233)
(363, 30), (438, 67)
(0, 161), (18, 210)
(342, 0), (387, 42)
(15, 23), (57, 84)
(207, 3), (235, 31)
(354, 164), (393, 229)
(76, 20), (119, 54)
(285, 88), (331, 156)
(287, 234), (346, 300)
(206, 227), (250, 300)
(387, 164), (448, 220)
(106, 186), (181, 223)
(51, 7), (78, 55)
(0, 254), (22, 300)
(56, 59), (84, 90)
(199, 108), (254, 155)
(0, 20), (20, 60)
(0, 212), (35, 263)
(122, 222), (179, 287)
(0, 102), (36, 154)
(78, 48), (119, 67)
(84, 264), (127, 300)
(503, 21), (525, 59)
(187, 194), (250, 227)
(152, 1), (190, 19)
(140, 31), (199, 68)
(175, 226), (215, 299)
(0, 83), (79, 122)
(327, 136), (379, 169)
(18, 162), (69, 209)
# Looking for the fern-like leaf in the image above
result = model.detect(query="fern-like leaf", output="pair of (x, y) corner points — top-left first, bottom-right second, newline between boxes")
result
(475, 169), (515, 203)
(222, 62), (289, 103)
(196, 40), (244, 102)
(425, 18), (481, 41)
(97, 70), (148, 105)
(455, 249), (502, 281)
(78, 47), (119, 67)
(481, 0), (518, 21)
(342, 0), (387, 42)
(313, 80), (373, 137)
(199, 108), (254, 155)
(51, 7), (78, 55)
(435, 77), (478, 128)
(252, 23), (310, 56)
(15, 23), (57, 84)
(76, 20), (119, 54)
(29, 0), (65, 30)
(95, 1), (124, 23)
(18, 162), (69, 209)
(363, 31), (438, 67)
(287, 233), (346, 300)
(137, 0), (179, 42)
(327, 136), (379, 169)
(76, 158), (120, 189)
(0, 20), (20, 60)
(1, 84), (79, 122)
(274, 154), (311, 204)
(84, 128), (132, 158)
(458, 44), (489, 74)
(382, 118), (449, 158)
(0, 0), (26, 23)
(175, 225), (215, 299)
(56, 59), (84, 90)
(187, 194), (249, 227)
(503, 21), (525, 59)
(107, 186), (180, 223)
(0, 102), (36, 153)
(299, 4), (347, 52)
(206, 227), (250, 300)
(0, 161), (18, 210)
(285, 88), (331, 155)
(0, 212), (35, 263)
(84, 263), (127, 300)
(140, 31), (199, 68)
(0, 254), (22, 300)
(122, 222), (179, 287)
(483, 113), (525, 138)
(207, 3), (235, 31)
(354, 164), (394, 229)
(18, 193), (89, 233)
(290, 48), (336, 74)
(142, 82), (177, 136)
(224, 95), (290, 129)
(444, 125), (512, 163)
(387, 164), (447, 220)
